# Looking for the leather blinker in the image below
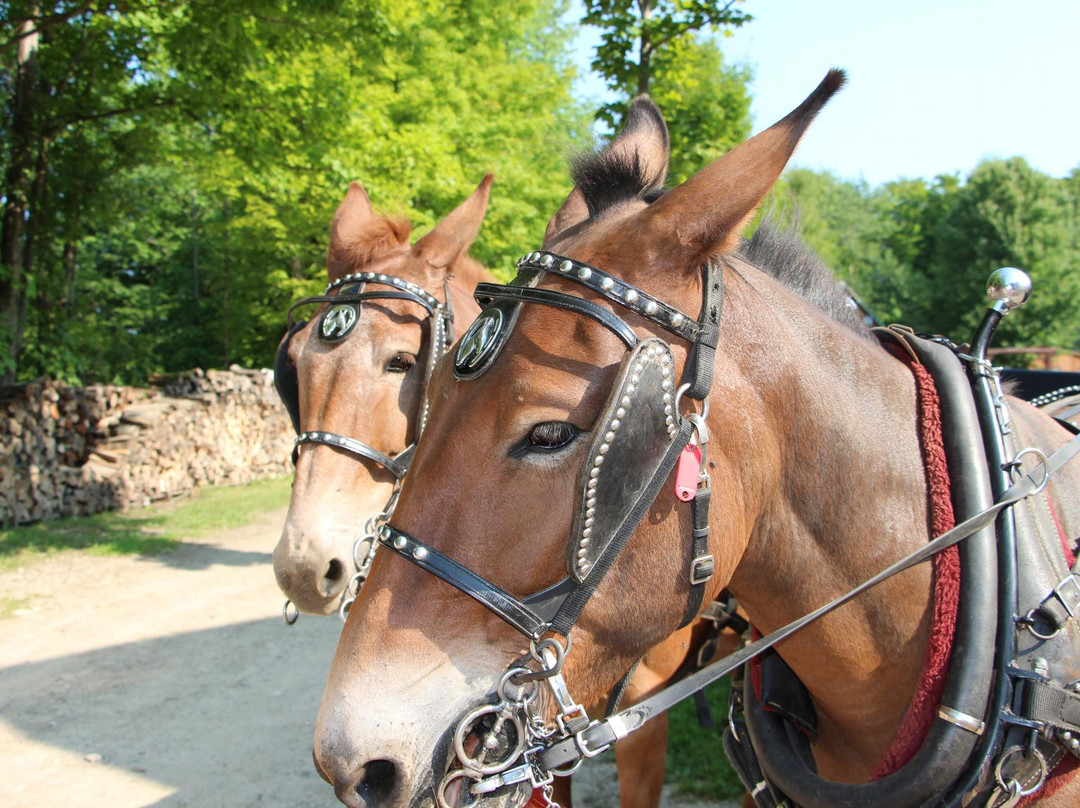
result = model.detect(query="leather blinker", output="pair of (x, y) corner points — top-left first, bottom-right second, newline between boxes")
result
(569, 338), (678, 581)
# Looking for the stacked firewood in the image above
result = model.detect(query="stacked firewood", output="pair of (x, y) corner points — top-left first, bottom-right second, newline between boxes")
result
(0, 367), (293, 527)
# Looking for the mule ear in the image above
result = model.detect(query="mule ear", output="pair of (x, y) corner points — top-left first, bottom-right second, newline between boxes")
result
(414, 174), (494, 270)
(544, 96), (669, 245)
(641, 69), (846, 263)
(327, 182), (377, 276)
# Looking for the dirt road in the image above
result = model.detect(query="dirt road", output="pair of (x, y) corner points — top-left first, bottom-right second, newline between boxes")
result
(0, 506), (732, 808)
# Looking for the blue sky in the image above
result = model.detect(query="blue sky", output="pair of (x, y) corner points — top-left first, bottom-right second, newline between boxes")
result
(570, 0), (1080, 187)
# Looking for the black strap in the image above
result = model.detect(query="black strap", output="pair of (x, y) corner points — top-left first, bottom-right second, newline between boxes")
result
(680, 483), (713, 626)
(1025, 679), (1080, 734)
(377, 525), (552, 639)
(681, 262), (722, 401)
(287, 289), (435, 327)
(474, 284), (639, 349)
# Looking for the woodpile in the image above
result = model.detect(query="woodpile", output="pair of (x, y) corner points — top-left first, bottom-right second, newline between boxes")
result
(0, 366), (293, 527)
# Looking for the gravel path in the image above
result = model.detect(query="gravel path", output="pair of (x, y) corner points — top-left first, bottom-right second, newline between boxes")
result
(0, 505), (736, 808)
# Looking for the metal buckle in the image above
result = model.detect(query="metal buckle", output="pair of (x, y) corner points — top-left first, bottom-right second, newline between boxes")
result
(691, 554), (715, 585)
(1053, 574), (1080, 619)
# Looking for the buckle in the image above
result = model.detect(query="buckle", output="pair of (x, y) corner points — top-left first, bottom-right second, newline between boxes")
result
(1054, 574), (1080, 619)
(691, 554), (715, 586)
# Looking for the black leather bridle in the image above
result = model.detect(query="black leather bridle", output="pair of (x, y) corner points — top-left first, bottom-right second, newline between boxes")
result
(274, 271), (455, 475)
(375, 249), (721, 640)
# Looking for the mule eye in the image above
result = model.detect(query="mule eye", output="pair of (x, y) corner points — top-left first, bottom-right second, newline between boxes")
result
(526, 422), (579, 451)
(387, 353), (416, 373)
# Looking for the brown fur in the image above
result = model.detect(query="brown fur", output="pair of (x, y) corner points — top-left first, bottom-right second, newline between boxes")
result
(314, 70), (1080, 808)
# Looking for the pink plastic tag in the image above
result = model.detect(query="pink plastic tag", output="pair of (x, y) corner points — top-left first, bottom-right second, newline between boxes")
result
(674, 444), (702, 502)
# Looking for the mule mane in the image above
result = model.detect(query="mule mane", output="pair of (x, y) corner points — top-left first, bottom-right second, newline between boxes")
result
(570, 149), (665, 219)
(329, 215), (413, 279)
(739, 218), (872, 336)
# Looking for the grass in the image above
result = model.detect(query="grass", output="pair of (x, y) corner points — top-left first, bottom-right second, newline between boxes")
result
(665, 676), (746, 802)
(0, 476), (292, 571)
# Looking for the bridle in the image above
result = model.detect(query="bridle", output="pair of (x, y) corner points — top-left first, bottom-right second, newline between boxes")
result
(369, 255), (1080, 807)
(274, 270), (455, 622)
(374, 249), (722, 804)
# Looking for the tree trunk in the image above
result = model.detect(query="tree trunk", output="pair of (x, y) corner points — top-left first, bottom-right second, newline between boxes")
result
(636, 0), (653, 96)
(0, 10), (41, 383)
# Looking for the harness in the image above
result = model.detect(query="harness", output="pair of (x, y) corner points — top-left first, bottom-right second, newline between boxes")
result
(372, 256), (1080, 807)
(274, 270), (455, 622)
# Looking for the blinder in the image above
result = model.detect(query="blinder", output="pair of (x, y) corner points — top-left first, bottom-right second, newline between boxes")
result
(569, 338), (677, 580)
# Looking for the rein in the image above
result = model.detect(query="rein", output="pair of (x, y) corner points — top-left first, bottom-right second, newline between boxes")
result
(275, 270), (455, 623)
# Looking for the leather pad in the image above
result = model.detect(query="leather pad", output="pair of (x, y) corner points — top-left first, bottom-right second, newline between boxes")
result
(568, 338), (678, 581)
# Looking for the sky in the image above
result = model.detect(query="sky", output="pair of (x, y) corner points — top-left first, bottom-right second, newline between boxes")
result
(570, 0), (1080, 187)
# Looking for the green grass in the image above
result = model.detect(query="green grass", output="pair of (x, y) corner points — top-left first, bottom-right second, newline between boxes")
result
(0, 595), (36, 619)
(0, 476), (292, 571)
(665, 677), (746, 801)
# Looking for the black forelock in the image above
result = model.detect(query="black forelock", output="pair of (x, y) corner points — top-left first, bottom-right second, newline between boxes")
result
(569, 148), (664, 219)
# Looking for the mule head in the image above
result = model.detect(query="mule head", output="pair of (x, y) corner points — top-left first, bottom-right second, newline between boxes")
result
(273, 175), (494, 615)
(315, 72), (845, 806)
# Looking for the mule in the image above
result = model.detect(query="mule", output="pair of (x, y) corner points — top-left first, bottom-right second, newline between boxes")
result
(316, 70), (1080, 807)
(272, 176), (495, 616)
(274, 177), (733, 807)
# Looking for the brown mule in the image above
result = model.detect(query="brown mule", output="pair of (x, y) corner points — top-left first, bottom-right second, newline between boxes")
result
(272, 176), (495, 616)
(275, 177), (731, 807)
(314, 68), (1080, 808)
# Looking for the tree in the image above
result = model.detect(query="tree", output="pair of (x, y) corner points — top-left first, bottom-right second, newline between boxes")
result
(581, 0), (752, 183)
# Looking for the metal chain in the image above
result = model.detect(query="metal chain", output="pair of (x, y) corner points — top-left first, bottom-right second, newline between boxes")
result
(436, 637), (589, 807)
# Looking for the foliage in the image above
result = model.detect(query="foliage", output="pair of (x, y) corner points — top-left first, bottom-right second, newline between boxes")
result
(774, 159), (1080, 353)
(1, 0), (589, 384)
(0, 475), (291, 570)
(665, 676), (744, 800)
(582, 0), (753, 184)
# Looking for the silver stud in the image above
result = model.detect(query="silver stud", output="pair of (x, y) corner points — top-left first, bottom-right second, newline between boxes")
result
(583, 527), (592, 538)
(663, 394), (671, 404)
(541, 254), (554, 267)
(588, 479), (597, 490)
(605, 431), (616, 442)
(625, 386), (635, 396)
(579, 538), (589, 548)
(624, 289), (639, 304)
(616, 407), (626, 418)
(577, 267), (592, 280)
(661, 380), (671, 391)
(589, 467), (600, 478)
(599, 444), (609, 455)
(577, 548), (588, 558)
(662, 354), (671, 365)
(585, 508), (595, 518)
(559, 259), (572, 272)
(394, 536), (407, 550)
(587, 499), (596, 509)
(661, 368), (670, 378)
(599, 277), (614, 291)
(664, 405), (672, 415)
(644, 301), (659, 315)
(585, 517), (594, 527)
(378, 274), (387, 281)
(611, 419), (621, 430)
(1065, 731), (1075, 741)
(593, 456), (603, 466)
(621, 396), (631, 407)
(631, 373), (640, 384)
(671, 313), (684, 328)
(1072, 739), (1080, 751)
(412, 546), (428, 561)
(580, 563), (591, 575)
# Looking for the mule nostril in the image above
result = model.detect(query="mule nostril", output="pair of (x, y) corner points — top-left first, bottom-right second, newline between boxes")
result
(354, 759), (396, 806)
(322, 558), (345, 591)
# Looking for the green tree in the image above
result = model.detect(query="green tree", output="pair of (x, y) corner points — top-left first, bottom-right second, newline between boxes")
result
(581, 0), (752, 183)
